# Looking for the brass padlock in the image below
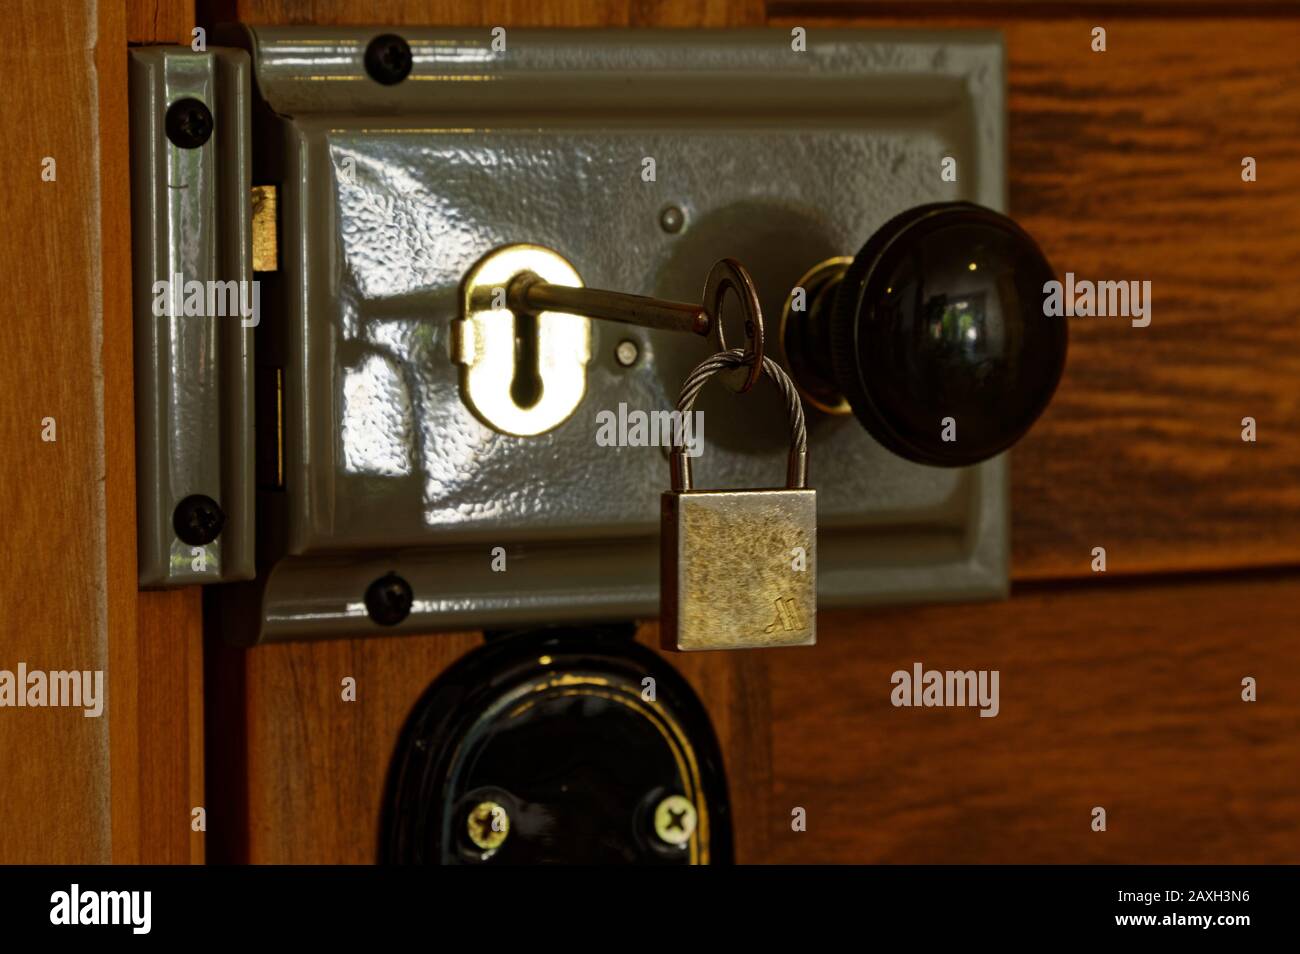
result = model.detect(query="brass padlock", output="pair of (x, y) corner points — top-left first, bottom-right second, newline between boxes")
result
(661, 350), (816, 652)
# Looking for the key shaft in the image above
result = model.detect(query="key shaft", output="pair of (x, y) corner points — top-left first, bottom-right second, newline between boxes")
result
(508, 275), (710, 337)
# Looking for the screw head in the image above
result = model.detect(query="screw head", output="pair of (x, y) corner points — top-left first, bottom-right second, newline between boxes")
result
(615, 339), (640, 367)
(659, 204), (686, 234)
(165, 98), (213, 149)
(364, 573), (413, 626)
(365, 33), (413, 85)
(467, 800), (510, 852)
(173, 494), (224, 546)
(653, 794), (697, 846)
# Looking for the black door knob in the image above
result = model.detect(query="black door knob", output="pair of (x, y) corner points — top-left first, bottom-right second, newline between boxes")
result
(784, 202), (1067, 467)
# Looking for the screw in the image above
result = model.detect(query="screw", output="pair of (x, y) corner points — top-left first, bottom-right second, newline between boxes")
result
(173, 494), (224, 546)
(653, 794), (697, 846)
(467, 800), (510, 851)
(365, 33), (413, 85)
(659, 204), (685, 234)
(165, 98), (213, 149)
(364, 572), (413, 626)
(615, 339), (640, 367)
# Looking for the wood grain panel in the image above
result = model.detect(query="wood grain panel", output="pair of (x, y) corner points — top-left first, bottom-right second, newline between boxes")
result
(0, 0), (133, 865)
(213, 631), (489, 863)
(1005, 19), (1300, 579)
(211, 0), (766, 28)
(128, 0), (194, 43)
(772, 1), (1300, 16)
(766, 572), (1300, 863)
(128, 590), (207, 864)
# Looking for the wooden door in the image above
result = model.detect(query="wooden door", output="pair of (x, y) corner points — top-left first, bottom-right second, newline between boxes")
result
(2, 0), (1296, 864)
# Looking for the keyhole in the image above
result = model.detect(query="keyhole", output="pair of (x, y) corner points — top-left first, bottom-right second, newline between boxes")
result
(510, 311), (544, 409)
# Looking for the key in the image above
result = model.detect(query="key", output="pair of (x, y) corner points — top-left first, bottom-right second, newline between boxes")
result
(507, 258), (767, 392)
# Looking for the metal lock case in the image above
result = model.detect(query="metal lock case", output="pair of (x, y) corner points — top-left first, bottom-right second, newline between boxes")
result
(129, 27), (1010, 644)
(661, 487), (816, 651)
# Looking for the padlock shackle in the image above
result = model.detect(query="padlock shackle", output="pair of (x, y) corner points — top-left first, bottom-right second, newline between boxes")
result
(670, 349), (809, 492)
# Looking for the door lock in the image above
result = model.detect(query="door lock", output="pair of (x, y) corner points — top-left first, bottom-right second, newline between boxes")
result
(129, 27), (1034, 642)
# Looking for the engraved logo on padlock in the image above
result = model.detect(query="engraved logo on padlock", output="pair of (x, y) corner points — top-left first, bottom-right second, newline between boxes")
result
(661, 350), (816, 652)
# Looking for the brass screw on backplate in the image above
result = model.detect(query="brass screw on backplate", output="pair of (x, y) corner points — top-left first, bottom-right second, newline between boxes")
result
(467, 800), (510, 851)
(653, 795), (697, 846)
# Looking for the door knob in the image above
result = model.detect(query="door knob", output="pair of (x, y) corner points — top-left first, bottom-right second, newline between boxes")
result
(783, 202), (1067, 467)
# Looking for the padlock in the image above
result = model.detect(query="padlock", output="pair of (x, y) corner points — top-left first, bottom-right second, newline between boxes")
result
(660, 350), (816, 652)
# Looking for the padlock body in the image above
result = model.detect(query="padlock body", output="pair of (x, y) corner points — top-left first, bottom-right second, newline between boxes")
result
(661, 489), (816, 652)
